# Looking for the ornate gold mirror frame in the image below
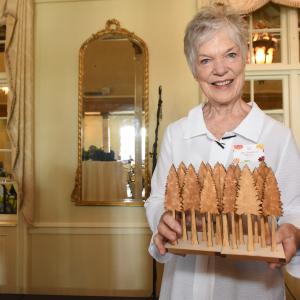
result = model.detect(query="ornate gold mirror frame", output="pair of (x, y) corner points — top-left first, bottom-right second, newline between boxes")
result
(72, 19), (149, 206)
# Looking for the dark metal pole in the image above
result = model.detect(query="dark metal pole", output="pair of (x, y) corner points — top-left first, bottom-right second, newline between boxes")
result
(151, 86), (163, 300)
(152, 86), (163, 174)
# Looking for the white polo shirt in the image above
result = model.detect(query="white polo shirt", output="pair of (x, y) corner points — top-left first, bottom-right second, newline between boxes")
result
(145, 102), (300, 300)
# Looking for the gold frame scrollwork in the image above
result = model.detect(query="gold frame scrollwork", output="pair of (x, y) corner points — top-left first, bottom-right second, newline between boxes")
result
(72, 19), (150, 206)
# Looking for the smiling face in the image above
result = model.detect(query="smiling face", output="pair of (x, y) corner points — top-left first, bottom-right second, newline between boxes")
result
(195, 28), (245, 106)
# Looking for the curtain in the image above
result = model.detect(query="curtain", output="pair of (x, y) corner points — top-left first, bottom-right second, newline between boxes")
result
(201, 0), (300, 13)
(0, 0), (34, 224)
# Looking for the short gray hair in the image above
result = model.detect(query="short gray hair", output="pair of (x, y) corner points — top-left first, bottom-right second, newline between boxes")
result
(184, 4), (249, 77)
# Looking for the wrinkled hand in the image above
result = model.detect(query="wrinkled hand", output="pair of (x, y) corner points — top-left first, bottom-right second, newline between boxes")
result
(269, 223), (300, 269)
(154, 211), (182, 255)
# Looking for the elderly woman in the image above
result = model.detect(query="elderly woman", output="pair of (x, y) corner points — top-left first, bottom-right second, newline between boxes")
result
(144, 4), (300, 300)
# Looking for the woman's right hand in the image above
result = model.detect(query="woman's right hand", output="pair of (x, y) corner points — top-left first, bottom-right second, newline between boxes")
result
(154, 211), (182, 255)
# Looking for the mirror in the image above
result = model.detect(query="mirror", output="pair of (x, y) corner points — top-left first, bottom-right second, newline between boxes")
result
(72, 19), (149, 206)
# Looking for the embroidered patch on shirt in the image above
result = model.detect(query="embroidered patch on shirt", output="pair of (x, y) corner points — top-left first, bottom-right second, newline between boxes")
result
(232, 144), (265, 166)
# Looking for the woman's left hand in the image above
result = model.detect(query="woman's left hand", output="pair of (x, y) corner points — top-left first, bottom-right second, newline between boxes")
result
(269, 223), (300, 269)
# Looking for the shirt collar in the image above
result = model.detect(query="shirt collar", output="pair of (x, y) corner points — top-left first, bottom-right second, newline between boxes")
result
(184, 101), (265, 143)
(183, 104), (207, 139)
(233, 102), (265, 143)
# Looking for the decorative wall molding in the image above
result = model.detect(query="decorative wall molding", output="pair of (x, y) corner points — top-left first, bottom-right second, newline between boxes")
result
(30, 222), (151, 235)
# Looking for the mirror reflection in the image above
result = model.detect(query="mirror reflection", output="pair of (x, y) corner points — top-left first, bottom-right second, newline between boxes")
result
(73, 19), (149, 205)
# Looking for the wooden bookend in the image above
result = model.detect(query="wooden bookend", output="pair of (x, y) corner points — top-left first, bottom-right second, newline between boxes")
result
(263, 168), (283, 251)
(177, 162), (187, 240)
(200, 167), (218, 247)
(236, 165), (261, 252)
(182, 164), (201, 245)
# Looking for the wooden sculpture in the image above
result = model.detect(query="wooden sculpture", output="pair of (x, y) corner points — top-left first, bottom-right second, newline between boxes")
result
(213, 163), (226, 245)
(222, 164), (238, 248)
(263, 168), (283, 251)
(200, 168), (219, 247)
(198, 162), (208, 241)
(235, 165), (261, 251)
(182, 164), (201, 245)
(177, 162), (188, 240)
(165, 161), (285, 263)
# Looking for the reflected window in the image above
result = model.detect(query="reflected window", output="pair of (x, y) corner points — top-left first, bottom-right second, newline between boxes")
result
(120, 125), (145, 161)
(120, 125), (134, 161)
(243, 79), (284, 122)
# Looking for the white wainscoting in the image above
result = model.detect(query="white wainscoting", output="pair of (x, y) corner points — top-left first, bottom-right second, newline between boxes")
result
(28, 222), (153, 297)
(0, 227), (17, 293)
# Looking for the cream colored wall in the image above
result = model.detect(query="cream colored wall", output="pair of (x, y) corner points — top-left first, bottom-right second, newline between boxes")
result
(33, 0), (198, 296)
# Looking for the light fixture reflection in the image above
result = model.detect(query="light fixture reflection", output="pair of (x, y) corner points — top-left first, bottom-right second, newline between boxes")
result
(253, 36), (276, 64)
(252, 22), (277, 64)
(0, 87), (8, 94)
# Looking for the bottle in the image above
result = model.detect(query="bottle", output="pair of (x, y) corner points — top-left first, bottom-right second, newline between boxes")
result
(0, 184), (4, 213)
(6, 184), (16, 214)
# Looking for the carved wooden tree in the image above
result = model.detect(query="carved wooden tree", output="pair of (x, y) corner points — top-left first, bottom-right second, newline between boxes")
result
(213, 163), (226, 245)
(165, 165), (182, 244)
(177, 162), (187, 240)
(182, 164), (201, 244)
(233, 164), (243, 244)
(200, 168), (219, 247)
(165, 164), (182, 216)
(253, 168), (266, 247)
(236, 165), (261, 251)
(262, 168), (283, 251)
(198, 162), (207, 188)
(257, 161), (271, 241)
(222, 164), (238, 248)
(257, 161), (269, 179)
(198, 162), (208, 241)
(234, 164), (241, 181)
(206, 163), (213, 175)
(177, 162), (186, 190)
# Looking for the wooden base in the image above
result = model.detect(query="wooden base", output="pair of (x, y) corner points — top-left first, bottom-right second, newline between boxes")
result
(166, 232), (221, 256)
(165, 232), (286, 263)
